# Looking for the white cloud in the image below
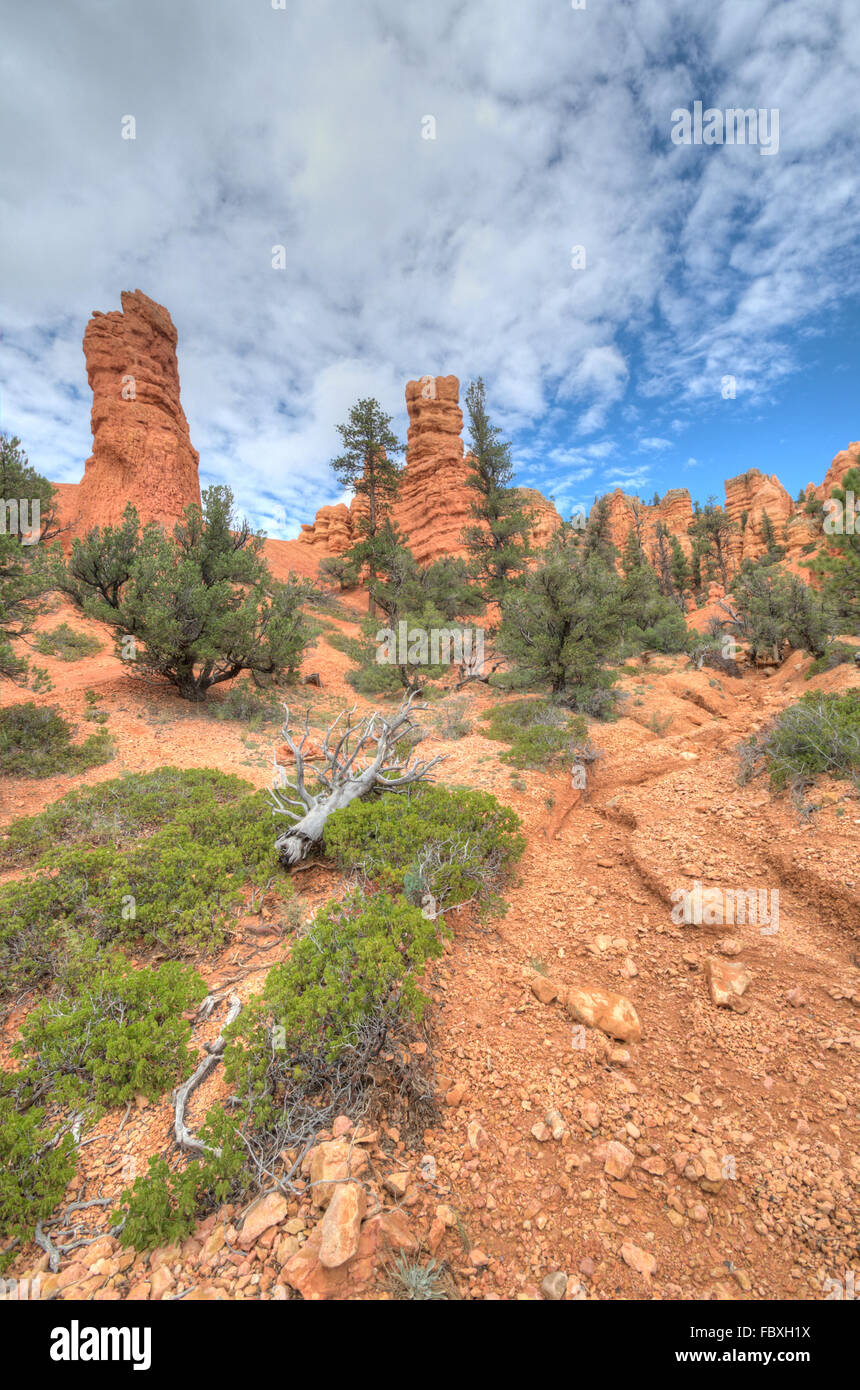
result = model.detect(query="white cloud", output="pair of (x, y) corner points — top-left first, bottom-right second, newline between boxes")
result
(0, 0), (858, 534)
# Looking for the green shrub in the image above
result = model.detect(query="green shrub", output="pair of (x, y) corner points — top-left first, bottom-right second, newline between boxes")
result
(624, 608), (690, 654)
(9, 941), (207, 1112)
(345, 652), (406, 697)
(113, 1108), (249, 1252)
(1, 766), (252, 867)
(738, 690), (860, 791)
(326, 629), (365, 664)
(0, 703), (113, 778)
(61, 487), (313, 702)
(82, 689), (108, 723)
(118, 890), (447, 1251)
(206, 682), (283, 728)
(561, 675), (623, 721)
(805, 643), (857, 679)
(34, 623), (102, 662)
(0, 1098), (76, 1270)
(0, 782), (283, 995)
(434, 698), (473, 740)
(388, 1252), (449, 1300)
(323, 784), (524, 914)
(250, 891), (442, 1065)
(481, 698), (587, 766)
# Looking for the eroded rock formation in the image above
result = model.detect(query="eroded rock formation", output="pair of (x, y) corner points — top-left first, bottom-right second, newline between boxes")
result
(299, 374), (562, 566)
(392, 375), (476, 565)
(815, 440), (860, 499)
(60, 290), (201, 541)
(297, 502), (353, 555)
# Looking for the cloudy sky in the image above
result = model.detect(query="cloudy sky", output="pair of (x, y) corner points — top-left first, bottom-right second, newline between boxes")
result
(2, 0), (859, 536)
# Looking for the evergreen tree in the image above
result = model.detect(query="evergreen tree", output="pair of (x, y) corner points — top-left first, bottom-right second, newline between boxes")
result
(729, 564), (833, 660)
(809, 466), (860, 630)
(330, 398), (403, 539)
(690, 548), (703, 597)
(619, 534), (689, 652)
(651, 522), (674, 598)
(330, 398), (404, 613)
(460, 378), (533, 598)
(669, 534), (691, 606)
(62, 487), (311, 700)
(0, 435), (57, 685)
(759, 509), (785, 561)
(688, 498), (737, 588)
(582, 496), (617, 568)
(498, 537), (621, 695)
(621, 526), (645, 577)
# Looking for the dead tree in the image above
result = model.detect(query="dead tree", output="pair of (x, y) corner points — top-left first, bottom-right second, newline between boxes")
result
(454, 653), (504, 690)
(270, 690), (446, 866)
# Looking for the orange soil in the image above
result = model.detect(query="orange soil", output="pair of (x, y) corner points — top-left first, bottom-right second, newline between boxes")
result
(2, 601), (858, 1302)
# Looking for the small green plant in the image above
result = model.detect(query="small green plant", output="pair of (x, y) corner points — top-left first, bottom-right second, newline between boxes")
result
(245, 890), (443, 1066)
(326, 629), (365, 664)
(434, 698), (473, 740)
(0, 781), (283, 995)
(34, 623), (102, 662)
(646, 711), (674, 736)
(113, 1108), (249, 1251)
(1, 766), (252, 866)
(118, 889), (446, 1252)
(0, 1098), (76, 1270)
(0, 703), (113, 778)
(481, 698), (586, 768)
(561, 676), (623, 721)
(8, 941), (207, 1113)
(206, 681), (284, 728)
(323, 784), (525, 915)
(738, 690), (860, 793)
(82, 689), (109, 723)
(805, 643), (857, 679)
(388, 1252), (449, 1300)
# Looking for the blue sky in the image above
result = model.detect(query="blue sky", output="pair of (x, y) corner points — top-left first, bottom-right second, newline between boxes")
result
(1, 0), (859, 538)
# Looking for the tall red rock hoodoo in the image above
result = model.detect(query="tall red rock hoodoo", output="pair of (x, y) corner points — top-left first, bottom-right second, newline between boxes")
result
(298, 374), (562, 565)
(391, 375), (475, 565)
(68, 290), (201, 538)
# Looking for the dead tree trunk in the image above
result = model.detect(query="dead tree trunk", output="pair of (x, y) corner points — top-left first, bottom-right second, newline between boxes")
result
(270, 690), (446, 866)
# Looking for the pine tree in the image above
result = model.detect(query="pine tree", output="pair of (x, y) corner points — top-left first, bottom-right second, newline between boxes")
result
(330, 398), (404, 613)
(688, 498), (737, 587)
(460, 378), (533, 598)
(759, 509), (785, 561)
(810, 466), (860, 630)
(62, 487), (311, 700)
(498, 536), (622, 696)
(0, 434), (57, 686)
(669, 535), (691, 606)
(330, 398), (404, 540)
(690, 549), (703, 598)
(582, 496), (617, 568)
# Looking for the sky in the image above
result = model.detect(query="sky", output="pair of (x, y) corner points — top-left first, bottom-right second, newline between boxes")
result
(1, 0), (859, 538)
